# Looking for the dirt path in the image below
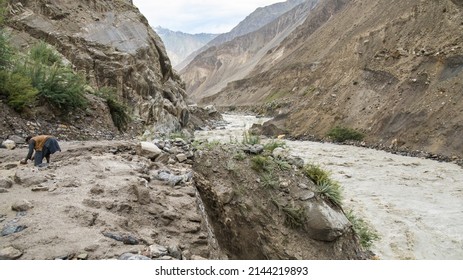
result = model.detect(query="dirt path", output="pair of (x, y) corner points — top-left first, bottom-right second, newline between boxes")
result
(196, 114), (463, 260)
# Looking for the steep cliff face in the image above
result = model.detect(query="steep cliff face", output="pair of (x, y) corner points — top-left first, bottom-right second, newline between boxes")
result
(206, 0), (463, 158)
(181, 0), (319, 100)
(5, 0), (189, 137)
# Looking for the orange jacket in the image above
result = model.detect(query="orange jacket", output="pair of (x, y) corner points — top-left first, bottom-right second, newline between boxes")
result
(32, 135), (52, 151)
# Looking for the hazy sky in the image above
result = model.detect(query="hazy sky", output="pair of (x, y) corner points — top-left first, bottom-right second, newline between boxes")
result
(132, 0), (285, 34)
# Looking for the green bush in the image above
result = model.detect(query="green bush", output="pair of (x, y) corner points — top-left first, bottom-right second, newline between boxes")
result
(346, 210), (379, 249)
(242, 130), (260, 145)
(251, 155), (272, 172)
(28, 41), (62, 66)
(327, 126), (365, 142)
(261, 173), (278, 189)
(0, 71), (38, 110)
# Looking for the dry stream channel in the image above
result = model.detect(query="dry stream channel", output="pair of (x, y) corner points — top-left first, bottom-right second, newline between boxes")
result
(195, 114), (463, 260)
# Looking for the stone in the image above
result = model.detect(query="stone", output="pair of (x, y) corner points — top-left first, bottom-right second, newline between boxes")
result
(168, 243), (182, 260)
(149, 243), (168, 258)
(305, 201), (351, 241)
(119, 253), (151, 260)
(0, 178), (13, 189)
(8, 135), (26, 144)
(137, 142), (162, 160)
(1, 140), (16, 150)
(77, 253), (88, 260)
(204, 105), (218, 115)
(0, 188), (8, 193)
(0, 247), (23, 260)
(245, 144), (264, 155)
(289, 157), (305, 168)
(102, 232), (139, 245)
(300, 192), (315, 201)
(12, 199), (34, 212)
(14, 170), (48, 187)
(132, 185), (151, 205)
(272, 147), (288, 159)
(32, 186), (49, 192)
(176, 153), (188, 163)
(1, 224), (28, 236)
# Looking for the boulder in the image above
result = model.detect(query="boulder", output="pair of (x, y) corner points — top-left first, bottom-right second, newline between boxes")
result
(137, 142), (162, 160)
(305, 200), (351, 241)
(0, 178), (13, 189)
(149, 243), (168, 258)
(272, 147), (289, 159)
(14, 169), (48, 187)
(12, 199), (34, 212)
(8, 135), (26, 144)
(1, 140), (16, 150)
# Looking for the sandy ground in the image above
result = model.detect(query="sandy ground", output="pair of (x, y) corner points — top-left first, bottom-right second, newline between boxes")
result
(196, 114), (463, 260)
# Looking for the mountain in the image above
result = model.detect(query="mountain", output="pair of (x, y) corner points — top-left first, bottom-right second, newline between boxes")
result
(2, 0), (189, 139)
(154, 26), (218, 70)
(205, 0), (463, 158)
(180, 0), (319, 100)
(176, 0), (309, 71)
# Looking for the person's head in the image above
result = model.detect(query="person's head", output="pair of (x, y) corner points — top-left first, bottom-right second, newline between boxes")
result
(25, 136), (32, 143)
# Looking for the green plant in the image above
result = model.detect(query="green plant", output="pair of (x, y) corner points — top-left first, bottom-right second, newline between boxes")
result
(317, 179), (343, 207)
(28, 41), (62, 66)
(251, 155), (272, 172)
(274, 158), (291, 171)
(303, 164), (330, 185)
(272, 198), (306, 229)
(327, 126), (365, 142)
(264, 140), (285, 153)
(233, 151), (246, 161)
(0, 71), (38, 110)
(261, 173), (278, 189)
(242, 130), (260, 145)
(346, 210), (379, 249)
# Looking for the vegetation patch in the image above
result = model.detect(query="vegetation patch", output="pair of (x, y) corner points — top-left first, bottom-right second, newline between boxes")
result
(263, 140), (285, 153)
(251, 155), (272, 172)
(346, 210), (379, 249)
(260, 173), (278, 189)
(272, 199), (306, 229)
(327, 126), (365, 142)
(96, 87), (130, 131)
(242, 130), (260, 145)
(303, 163), (343, 206)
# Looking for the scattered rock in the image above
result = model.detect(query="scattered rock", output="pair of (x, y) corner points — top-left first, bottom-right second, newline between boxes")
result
(8, 135), (25, 144)
(1, 224), (28, 236)
(119, 253), (151, 260)
(168, 243), (182, 260)
(0, 178), (13, 189)
(149, 243), (168, 258)
(102, 231), (139, 245)
(132, 185), (151, 205)
(137, 142), (162, 160)
(32, 186), (49, 192)
(244, 144), (264, 154)
(77, 253), (88, 260)
(3, 164), (18, 170)
(300, 192), (315, 201)
(12, 199), (34, 212)
(154, 170), (192, 186)
(0, 246), (23, 260)
(0, 188), (8, 193)
(14, 170), (48, 187)
(272, 147), (288, 159)
(176, 153), (188, 163)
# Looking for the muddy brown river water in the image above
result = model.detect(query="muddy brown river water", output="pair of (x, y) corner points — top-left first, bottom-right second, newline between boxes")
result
(195, 114), (463, 260)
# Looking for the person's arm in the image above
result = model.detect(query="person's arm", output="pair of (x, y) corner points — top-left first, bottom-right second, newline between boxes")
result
(24, 140), (35, 162)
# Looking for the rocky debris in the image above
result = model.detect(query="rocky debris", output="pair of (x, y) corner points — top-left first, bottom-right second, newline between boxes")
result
(188, 105), (224, 131)
(153, 170), (193, 186)
(8, 135), (26, 145)
(149, 243), (169, 258)
(1, 217), (28, 236)
(0, 246), (23, 260)
(243, 144), (264, 155)
(11, 199), (34, 212)
(77, 253), (88, 260)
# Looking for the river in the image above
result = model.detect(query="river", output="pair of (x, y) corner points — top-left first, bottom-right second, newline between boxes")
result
(195, 114), (463, 260)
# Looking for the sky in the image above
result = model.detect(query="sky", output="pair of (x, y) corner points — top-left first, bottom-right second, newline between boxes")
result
(132, 0), (285, 34)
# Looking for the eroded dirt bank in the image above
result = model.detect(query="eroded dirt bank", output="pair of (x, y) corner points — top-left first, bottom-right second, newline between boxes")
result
(196, 114), (463, 260)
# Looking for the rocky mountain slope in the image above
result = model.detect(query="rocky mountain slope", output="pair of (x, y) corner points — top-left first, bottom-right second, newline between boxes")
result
(2, 0), (189, 140)
(204, 0), (463, 158)
(180, 0), (319, 100)
(176, 0), (312, 72)
(154, 26), (218, 70)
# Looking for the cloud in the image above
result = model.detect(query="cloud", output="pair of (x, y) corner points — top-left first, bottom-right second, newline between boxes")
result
(132, 0), (285, 34)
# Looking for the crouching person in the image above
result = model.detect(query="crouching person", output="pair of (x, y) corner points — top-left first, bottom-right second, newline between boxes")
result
(20, 135), (61, 166)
